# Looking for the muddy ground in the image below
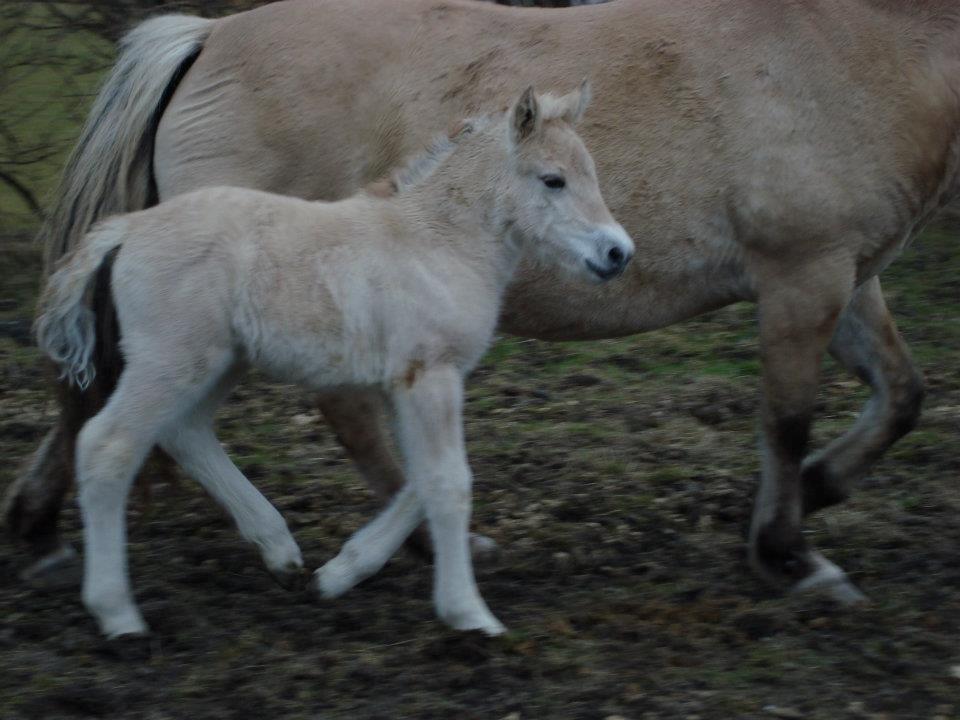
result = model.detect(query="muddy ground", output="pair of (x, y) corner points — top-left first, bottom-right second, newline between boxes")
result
(1, 227), (958, 720)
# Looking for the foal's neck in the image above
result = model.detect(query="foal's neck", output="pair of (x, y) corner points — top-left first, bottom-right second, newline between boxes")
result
(394, 143), (520, 288)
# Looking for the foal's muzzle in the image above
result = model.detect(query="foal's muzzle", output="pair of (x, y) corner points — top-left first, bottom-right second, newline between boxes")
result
(586, 226), (634, 281)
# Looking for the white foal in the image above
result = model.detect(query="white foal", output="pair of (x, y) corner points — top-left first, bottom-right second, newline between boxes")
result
(36, 84), (633, 639)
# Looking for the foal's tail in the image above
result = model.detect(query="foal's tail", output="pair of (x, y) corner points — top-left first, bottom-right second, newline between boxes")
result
(35, 221), (128, 391)
(39, 14), (212, 273)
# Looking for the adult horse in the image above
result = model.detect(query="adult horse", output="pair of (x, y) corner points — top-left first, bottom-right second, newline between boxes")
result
(8, 0), (958, 602)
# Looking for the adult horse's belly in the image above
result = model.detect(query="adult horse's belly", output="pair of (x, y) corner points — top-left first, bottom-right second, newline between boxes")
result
(154, 0), (931, 340)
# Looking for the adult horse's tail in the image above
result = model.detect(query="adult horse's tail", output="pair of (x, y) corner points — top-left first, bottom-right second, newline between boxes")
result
(3, 15), (212, 559)
(40, 14), (212, 271)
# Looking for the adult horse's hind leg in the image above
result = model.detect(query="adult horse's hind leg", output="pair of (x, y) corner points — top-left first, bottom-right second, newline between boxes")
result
(801, 276), (925, 514)
(316, 387), (498, 561)
(748, 255), (865, 604)
(4, 379), (120, 586)
(159, 368), (303, 589)
(3, 424), (73, 555)
(4, 261), (125, 582)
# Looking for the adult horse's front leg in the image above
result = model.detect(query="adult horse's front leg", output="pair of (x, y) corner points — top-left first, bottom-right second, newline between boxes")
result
(801, 276), (925, 513)
(748, 257), (865, 603)
(315, 387), (498, 561)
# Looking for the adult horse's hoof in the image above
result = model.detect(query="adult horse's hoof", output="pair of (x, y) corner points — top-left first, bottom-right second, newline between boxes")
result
(19, 542), (81, 591)
(791, 552), (868, 606)
(469, 533), (500, 564)
(749, 528), (868, 607)
(406, 531), (500, 564)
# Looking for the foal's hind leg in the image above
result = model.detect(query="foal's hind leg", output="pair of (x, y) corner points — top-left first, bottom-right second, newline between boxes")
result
(801, 276), (925, 514)
(77, 343), (237, 638)
(77, 375), (197, 637)
(159, 369), (303, 589)
(316, 387), (498, 560)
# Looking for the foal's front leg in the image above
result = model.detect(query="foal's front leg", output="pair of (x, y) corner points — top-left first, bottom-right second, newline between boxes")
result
(313, 484), (423, 598)
(316, 387), (498, 561)
(748, 258), (864, 603)
(392, 366), (504, 634)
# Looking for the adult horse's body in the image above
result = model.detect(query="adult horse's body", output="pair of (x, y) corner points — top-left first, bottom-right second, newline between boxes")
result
(9, 0), (959, 601)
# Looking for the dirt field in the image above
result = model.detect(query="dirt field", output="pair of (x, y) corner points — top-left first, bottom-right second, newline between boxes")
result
(1, 226), (958, 719)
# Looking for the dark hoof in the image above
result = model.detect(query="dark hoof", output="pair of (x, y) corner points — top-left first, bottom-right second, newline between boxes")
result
(98, 632), (154, 662)
(751, 539), (868, 608)
(269, 562), (308, 592)
(20, 543), (81, 591)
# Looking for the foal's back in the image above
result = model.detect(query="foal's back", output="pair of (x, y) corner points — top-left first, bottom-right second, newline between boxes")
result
(109, 186), (498, 388)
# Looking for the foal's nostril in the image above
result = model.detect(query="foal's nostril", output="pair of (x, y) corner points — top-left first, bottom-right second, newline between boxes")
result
(607, 246), (625, 265)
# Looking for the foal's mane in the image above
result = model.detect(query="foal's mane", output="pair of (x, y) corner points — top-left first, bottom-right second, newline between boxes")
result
(365, 88), (581, 199)
(365, 115), (493, 198)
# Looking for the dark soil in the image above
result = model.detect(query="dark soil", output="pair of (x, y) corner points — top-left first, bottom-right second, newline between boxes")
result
(1, 229), (959, 719)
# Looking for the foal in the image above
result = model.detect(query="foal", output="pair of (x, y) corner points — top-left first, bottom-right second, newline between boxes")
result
(36, 85), (633, 639)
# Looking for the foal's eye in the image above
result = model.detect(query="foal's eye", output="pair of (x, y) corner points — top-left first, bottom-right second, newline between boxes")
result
(540, 174), (566, 190)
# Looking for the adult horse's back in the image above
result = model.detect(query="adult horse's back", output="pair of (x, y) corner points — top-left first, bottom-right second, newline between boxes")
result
(9, 0), (959, 601)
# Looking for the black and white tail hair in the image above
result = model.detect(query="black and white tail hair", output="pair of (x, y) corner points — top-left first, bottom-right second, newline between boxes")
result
(35, 221), (127, 390)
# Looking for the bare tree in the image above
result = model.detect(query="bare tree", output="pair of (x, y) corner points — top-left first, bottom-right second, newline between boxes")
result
(0, 0), (605, 224)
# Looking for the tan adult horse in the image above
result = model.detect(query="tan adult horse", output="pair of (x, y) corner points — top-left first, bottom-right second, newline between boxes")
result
(9, 0), (959, 603)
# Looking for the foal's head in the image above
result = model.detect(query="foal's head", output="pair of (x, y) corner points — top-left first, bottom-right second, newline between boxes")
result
(499, 83), (634, 282)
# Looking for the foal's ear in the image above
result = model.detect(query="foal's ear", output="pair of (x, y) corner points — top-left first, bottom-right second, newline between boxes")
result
(560, 79), (592, 125)
(511, 86), (541, 144)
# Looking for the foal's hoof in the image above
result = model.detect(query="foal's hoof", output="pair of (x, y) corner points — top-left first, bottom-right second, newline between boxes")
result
(311, 557), (355, 600)
(268, 561), (308, 592)
(20, 543), (81, 591)
(441, 609), (507, 637)
(99, 632), (153, 662)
